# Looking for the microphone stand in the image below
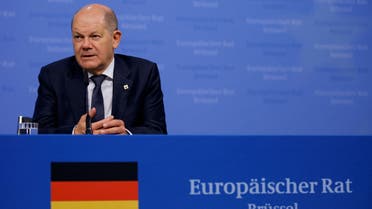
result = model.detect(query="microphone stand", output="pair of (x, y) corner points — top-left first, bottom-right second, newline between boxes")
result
(84, 70), (92, 134)
(86, 115), (92, 134)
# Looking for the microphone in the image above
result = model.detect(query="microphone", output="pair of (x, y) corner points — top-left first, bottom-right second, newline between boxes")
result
(84, 71), (92, 134)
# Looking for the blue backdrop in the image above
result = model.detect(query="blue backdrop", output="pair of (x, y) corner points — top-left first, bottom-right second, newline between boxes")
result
(1, 0), (371, 134)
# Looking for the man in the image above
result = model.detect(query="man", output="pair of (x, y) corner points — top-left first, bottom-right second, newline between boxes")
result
(33, 4), (167, 134)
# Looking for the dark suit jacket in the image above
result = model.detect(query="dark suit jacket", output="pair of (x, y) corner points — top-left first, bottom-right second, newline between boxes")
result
(33, 54), (167, 134)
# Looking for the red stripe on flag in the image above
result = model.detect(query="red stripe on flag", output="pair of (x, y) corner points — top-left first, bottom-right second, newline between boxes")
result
(51, 181), (138, 201)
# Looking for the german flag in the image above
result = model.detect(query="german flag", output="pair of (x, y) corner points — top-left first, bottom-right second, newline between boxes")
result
(51, 162), (138, 209)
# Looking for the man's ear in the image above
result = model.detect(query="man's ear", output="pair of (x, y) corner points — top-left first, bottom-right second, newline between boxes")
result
(112, 30), (122, 49)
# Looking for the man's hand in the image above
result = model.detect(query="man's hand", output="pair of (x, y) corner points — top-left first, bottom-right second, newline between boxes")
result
(74, 108), (127, 135)
(92, 115), (127, 135)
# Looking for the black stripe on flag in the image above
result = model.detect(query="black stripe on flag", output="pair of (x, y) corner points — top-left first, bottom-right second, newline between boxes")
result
(51, 162), (138, 181)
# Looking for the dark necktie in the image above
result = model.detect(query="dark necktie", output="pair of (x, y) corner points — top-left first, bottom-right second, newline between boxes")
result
(91, 75), (106, 122)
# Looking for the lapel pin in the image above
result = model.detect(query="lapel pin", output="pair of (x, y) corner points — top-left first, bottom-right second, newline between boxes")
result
(123, 84), (129, 90)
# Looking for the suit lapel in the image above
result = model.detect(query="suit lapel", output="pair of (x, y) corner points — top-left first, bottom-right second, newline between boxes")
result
(65, 60), (86, 122)
(112, 55), (133, 119)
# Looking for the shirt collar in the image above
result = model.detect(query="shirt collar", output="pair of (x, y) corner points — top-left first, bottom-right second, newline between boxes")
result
(88, 58), (114, 80)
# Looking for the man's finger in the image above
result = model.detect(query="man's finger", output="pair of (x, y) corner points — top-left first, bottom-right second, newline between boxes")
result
(88, 107), (96, 118)
(92, 115), (114, 130)
(102, 119), (124, 129)
(94, 125), (126, 135)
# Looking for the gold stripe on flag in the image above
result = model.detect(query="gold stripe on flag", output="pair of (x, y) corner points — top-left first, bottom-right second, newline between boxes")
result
(51, 200), (138, 209)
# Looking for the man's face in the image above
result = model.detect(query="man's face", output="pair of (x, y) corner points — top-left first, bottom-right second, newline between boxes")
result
(72, 11), (121, 74)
